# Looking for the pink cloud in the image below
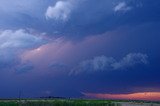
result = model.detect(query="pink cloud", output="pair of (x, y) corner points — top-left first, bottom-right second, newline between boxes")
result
(83, 92), (160, 101)
(20, 30), (121, 76)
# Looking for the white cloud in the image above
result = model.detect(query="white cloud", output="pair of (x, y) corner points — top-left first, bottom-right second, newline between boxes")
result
(0, 29), (46, 69)
(114, 2), (132, 12)
(112, 53), (148, 70)
(71, 53), (148, 75)
(45, 0), (75, 21)
(0, 29), (46, 49)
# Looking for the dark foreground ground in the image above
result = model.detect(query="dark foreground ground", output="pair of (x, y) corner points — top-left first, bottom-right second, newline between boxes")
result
(0, 99), (159, 106)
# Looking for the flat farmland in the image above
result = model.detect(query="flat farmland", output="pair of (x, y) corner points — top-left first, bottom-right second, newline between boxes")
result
(0, 99), (159, 106)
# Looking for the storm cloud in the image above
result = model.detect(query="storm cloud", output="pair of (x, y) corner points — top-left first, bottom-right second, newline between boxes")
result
(0, 0), (159, 99)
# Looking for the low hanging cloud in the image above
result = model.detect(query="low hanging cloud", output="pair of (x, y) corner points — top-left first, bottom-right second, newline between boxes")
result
(71, 53), (148, 75)
(114, 2), (132, 12)
(45, 0), (76, 21)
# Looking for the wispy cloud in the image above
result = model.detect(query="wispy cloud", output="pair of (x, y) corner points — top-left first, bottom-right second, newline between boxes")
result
(15, 62), (34, 74)
(49, 62), (67, 70)
(112, 53), (148, 70)
(71, 53), (148, 75)
(114, 2), (132, 12)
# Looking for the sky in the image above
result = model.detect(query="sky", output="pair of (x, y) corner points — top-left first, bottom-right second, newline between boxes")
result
(0, 0), (160, 100)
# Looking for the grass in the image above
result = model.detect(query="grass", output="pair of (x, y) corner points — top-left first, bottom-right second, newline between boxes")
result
(0, 99), (119, 106)
(0, 99), (159, 106)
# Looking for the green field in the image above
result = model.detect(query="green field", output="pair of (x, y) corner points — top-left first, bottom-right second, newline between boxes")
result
(0, 99), (159, 106)
(0, 99), (119, 106)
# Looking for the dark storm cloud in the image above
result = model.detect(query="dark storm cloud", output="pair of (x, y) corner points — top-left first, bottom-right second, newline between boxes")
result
(43, 0), (160, 38)
(0, 0), (139, 38)
(0, 0), (160, 99)
(0, 0), (159, 38)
